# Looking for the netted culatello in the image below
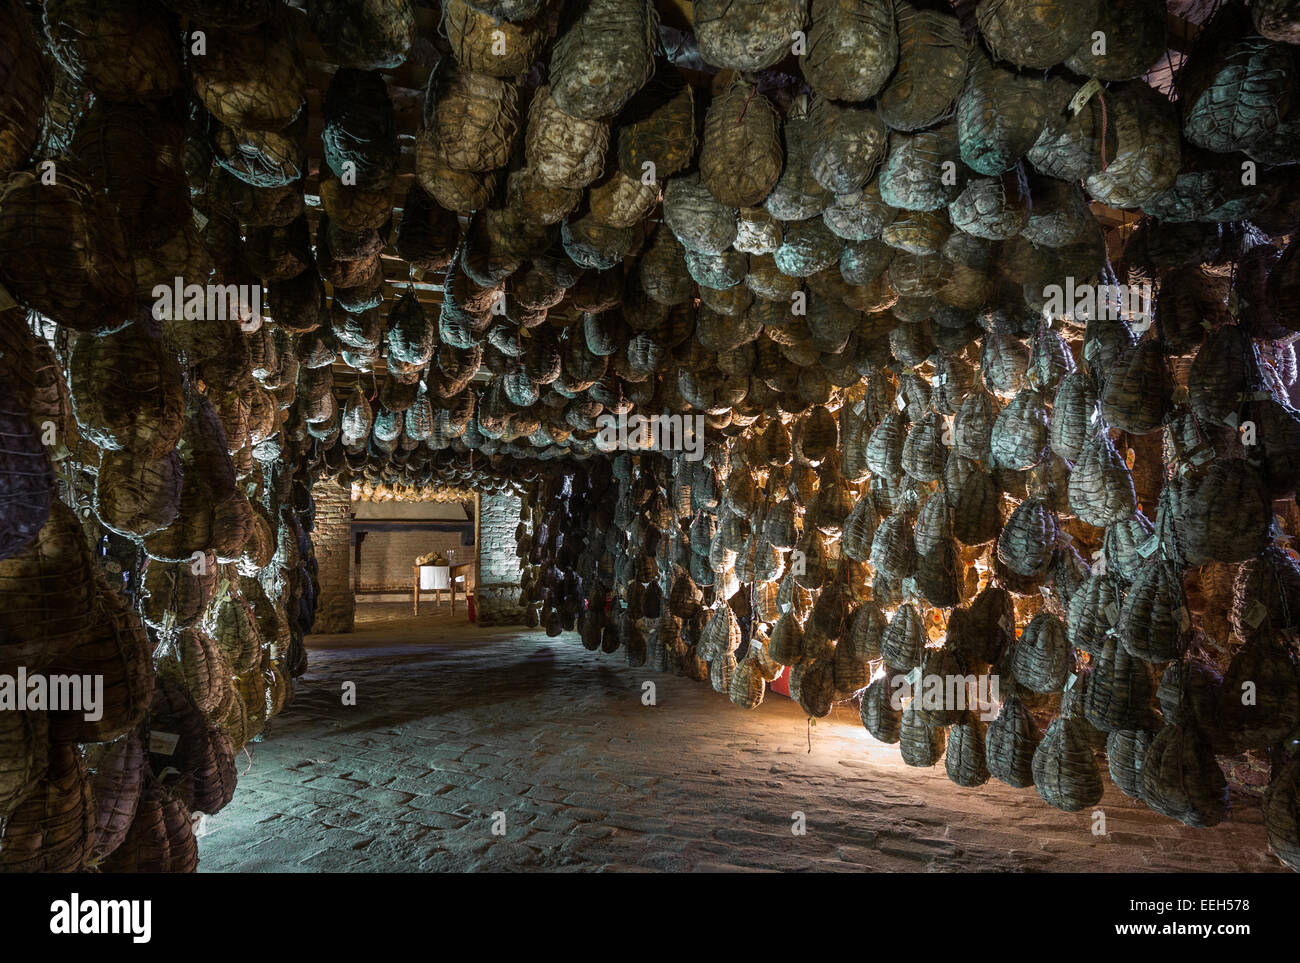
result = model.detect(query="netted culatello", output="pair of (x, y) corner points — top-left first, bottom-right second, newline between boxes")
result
(190, 11), (305, 129)
(800, 0), (896, 102)
(694, 0), (808, 72)
(1180, 4), (1295, 155)
(975, 0), (1100, 70)
(807, 101), (889, 196)
(0, 349), (53, 560)
(1033, 715), (1104, 812)
(306, 0), (414, 70)
(0, 743), (94, 873)
(1, 1), (49, 177)
(699, 79), (783, 210)
(43, 0), (184, 102)
(443, 0), (548, 78)
(548, 0), (658, 121)
(322, 68), (398, 191)
(878, 5), (968, 133)
(0, 167), (136, 333)
(957, 51), (1048, 176)
(70, 318), (185, 460)
(425, 60), (519, 175)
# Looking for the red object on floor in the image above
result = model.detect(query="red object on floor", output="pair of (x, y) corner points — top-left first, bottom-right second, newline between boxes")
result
(467, 594), (477, 622)
(769, 666), (791, 698)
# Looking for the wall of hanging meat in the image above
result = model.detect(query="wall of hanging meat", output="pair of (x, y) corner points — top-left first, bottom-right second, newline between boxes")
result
(1, 0), (1299, 872)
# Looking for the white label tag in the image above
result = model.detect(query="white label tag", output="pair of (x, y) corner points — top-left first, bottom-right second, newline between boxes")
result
(854, 400), (867, 416)
(895, 393), (906, 412)
(1065, 672), (1078, 691)
(1224, 412), (1239, 430)
(1137, 535), (1159, 558)
(1103, 601), (1119, 626)
(150, 731), (180, 756)
(191, 208), (209, 232)
(1245, 601), (1268, 629)
(1069, 78), (1103, 116)
(904, 666), (922, 686)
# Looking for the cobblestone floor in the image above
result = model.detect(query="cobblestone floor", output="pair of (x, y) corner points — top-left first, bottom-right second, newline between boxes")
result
(197, 603), (1287, 873)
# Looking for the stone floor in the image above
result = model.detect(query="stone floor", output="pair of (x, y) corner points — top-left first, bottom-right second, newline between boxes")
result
(197, 602), (1288, 873)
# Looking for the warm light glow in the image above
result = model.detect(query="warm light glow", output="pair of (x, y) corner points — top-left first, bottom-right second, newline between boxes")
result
(352, 481), (475, 503)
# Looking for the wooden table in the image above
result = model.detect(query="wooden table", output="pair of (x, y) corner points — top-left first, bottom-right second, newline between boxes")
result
(412, 563), (472, 616)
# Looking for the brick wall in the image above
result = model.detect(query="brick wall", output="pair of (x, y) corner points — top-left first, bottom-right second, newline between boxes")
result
(357, 530), (470, 590)
(311, 479), (355, 634)
(476, 489), (525, 626)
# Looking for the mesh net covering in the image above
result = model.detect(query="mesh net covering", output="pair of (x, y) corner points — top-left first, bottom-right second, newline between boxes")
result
(549, 0), (658, 121)
(0, 334), (53, 559)
(878, 5), (968, 133)
(0, 743), (94, 872)
(800, 0), (896, 102)
(694, 0), (808, 72)
(191, 10), (305, 130)
(43, 0), (183, 102)
(700, 79), (784, 209)
(0, 0), (43, 179)
(306, 0), (414, 71)
(0, 168), (136, 333)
